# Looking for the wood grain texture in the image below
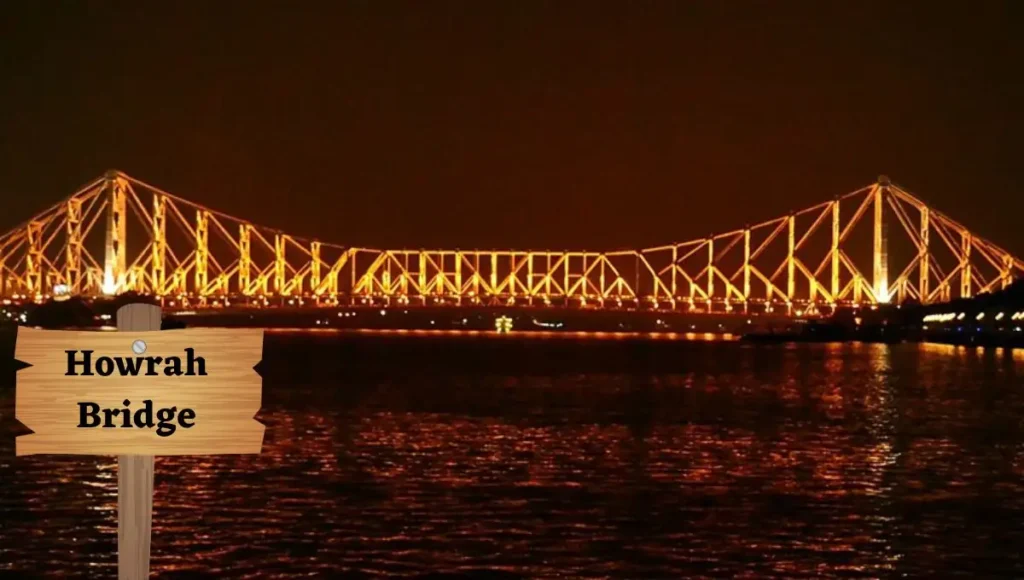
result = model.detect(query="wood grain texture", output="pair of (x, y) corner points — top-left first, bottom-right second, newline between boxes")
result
(118, 454), (154, 580)
(117, 304), (159, 580)
(14, 319), (265, 456)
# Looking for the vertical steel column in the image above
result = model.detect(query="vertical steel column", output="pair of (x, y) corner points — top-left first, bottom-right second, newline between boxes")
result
(103, 173), (127, 295)
(872, 184), (889, 303)
(274, 234), (286, 295)
(194, 210), (209, 296)
(919, 206), (929, 302)
(706, 239), (714, 298)
(545, 253), (552, 297)
(527, 253), (534, 300)
(473, 253), (480, 297)
(580, 254), (587, 300)
(65, 198), (83, 293)
(455, 252), (463, 304)
(706, 239), (714, 311)
(311, 241), (322, 295)
(508, 255), (517, 296)
(418, 252), (427, 300)
(563, 253), (569, 300)
(26, 220), (43, 295)
(238, 225), (251, 295)
(787, 214), (795, 301)
(831, 200), (840, 300)
(490, 253), (498, 298)
(745, 229), (753, 307)
(961, 232), (972, 298)
(350, 250), (358, 304)
(671, 245), (678, 300)
(151, 195), (166, 296)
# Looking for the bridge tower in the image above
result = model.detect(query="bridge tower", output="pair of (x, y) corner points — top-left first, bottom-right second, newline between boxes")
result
(873, 175), (890, 303)
(102, 170), (128, 295)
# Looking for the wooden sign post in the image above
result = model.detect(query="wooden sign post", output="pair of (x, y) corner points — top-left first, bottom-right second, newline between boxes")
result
(15, 304), (265, 579)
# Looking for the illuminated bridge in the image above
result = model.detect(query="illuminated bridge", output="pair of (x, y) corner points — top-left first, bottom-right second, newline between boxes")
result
(1, 171), (1021, 315)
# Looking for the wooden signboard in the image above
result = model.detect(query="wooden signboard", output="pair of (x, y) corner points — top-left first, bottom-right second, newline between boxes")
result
(14, 303), (265, 579)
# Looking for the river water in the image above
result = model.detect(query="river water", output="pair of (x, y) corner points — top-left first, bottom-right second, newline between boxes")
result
(2, 332), (1024, 579)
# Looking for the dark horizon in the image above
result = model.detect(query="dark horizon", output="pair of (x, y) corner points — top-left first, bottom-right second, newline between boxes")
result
(2, 2), (1023, 255)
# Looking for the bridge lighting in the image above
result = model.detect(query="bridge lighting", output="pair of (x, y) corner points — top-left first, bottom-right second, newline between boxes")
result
(875, 283), (891, 304)
(101, 271), (117, 296)
(976, 312), (985, 321)
(379, 309), (386, 316)
(956, 312), (966, 320)
(2, 171), (1022, 311)
(495, 315), (513, 333)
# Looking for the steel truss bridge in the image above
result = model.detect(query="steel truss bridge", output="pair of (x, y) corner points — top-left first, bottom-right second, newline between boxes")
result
(1, 171), (1021, 315)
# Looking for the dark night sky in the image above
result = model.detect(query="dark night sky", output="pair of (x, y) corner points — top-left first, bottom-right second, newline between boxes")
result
(1, 1), (1022, 254)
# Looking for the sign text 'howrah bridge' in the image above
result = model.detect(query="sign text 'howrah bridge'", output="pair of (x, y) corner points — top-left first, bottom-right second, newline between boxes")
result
(1, 171), (1021, 315)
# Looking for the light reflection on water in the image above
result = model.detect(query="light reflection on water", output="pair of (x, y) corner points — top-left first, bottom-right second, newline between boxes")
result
(266, 328), (737, 341)
(1, 337), (1023, 578)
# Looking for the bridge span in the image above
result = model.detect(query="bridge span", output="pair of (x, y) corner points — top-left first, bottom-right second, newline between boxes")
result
(1, 171), (1021, 316)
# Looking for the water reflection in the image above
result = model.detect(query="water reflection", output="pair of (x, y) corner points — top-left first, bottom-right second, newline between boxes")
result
(1, 338), (1023, 578)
